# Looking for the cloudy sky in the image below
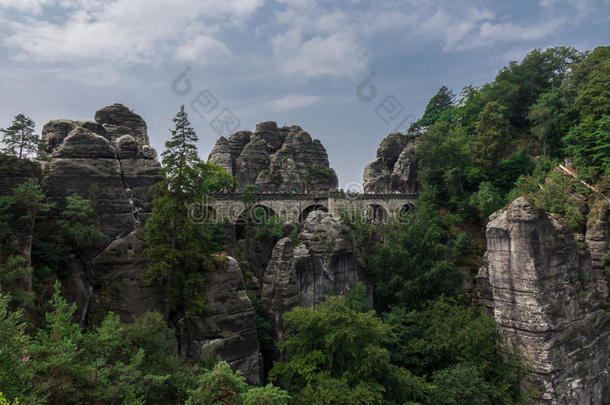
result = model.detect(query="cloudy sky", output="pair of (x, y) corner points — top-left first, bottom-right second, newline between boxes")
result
(1, 0), (609, 186)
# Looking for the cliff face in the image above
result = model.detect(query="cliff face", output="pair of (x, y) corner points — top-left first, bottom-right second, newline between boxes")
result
(477, 197), (610, 404)
(41, 104), (163, 321)
(38, 104), (263, 383)
(208, 122), (338, 193)
(262, 211), (372, 343)
(179, 257), (263, 385)
(363, 132), (419, 193)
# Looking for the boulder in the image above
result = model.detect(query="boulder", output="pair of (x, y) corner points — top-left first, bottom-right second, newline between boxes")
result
(53, 127), (116, 159)
(115, 135), (139, 159)
(41, 120), (77, 153)
(94, 103), (149, 144)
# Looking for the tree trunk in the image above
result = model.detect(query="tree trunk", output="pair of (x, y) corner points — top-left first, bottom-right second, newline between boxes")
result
(19, 129), (24, 159)
(165, 214), (177, 320)
(24, 215), (35, 299)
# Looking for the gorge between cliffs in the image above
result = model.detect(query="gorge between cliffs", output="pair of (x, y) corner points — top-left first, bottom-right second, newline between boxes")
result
(1, 45), (609, 405)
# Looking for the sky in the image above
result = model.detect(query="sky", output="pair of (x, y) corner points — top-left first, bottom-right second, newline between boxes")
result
(0, 0), (609, 187)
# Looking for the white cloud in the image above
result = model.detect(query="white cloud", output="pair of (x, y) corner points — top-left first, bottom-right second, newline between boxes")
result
(265, 94), (322, 112)
(0, 0), (54, 14)
(273, 31), (367, 78)
(1, 0), (264, 63)
(0, 0), (601, 83)
(270, 2), (367, 78)
(174, 36), (231, 62)
(54, 64), (121, 85)
(478, 19), (563, 42)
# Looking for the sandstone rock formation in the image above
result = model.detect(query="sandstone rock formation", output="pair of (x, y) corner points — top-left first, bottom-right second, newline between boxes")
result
(477, 197), (610, 404)
(39, 104), (264, 383)
(363, 132), (419, 193)
(179, 257), (263, 385)
(41, 104), (163, 321)
(262, 210), (372, 343)
(209, 122), (338, 193)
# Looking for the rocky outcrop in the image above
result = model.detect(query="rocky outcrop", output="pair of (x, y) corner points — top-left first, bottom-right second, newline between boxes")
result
(262, 211), (372, 343)
(90, 228), (163, 322)
(94, 103), (149, 144)
(180, 257), (263, 385)
(42, 104), (161, 239)
(363, 132), (419, 193)
(41, 104), (163, 320)
(476, 197), (610, 404)
(586, 201), (609, 301)
(208, 122), (338, 193)
(40, 105), (265, 383)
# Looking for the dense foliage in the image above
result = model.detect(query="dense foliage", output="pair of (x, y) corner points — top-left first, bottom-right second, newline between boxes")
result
(269, 292), (431, 405)
(414, 46), (610, 220)
(366, 189), (467, 313)
(0, 285), (284, 405)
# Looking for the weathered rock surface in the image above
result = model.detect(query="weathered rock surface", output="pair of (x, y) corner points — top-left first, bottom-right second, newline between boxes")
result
(208, 122), (338, 192)
(476, 197), (610, 404)
(42, 104), (161, 240)
(41, 104), (163, 321)
(262, 211), (372, 343)
(94, 103), (149, 144)
(363, 132), (419, 193)
(180, 257), (263, 385)
(39, 105), (265, 384)
(90, 228), (164, 322)
(586, 201), (609, 301)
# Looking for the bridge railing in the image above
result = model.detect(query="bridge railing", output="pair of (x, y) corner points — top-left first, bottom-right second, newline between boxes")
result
(208, 191), (419, 200)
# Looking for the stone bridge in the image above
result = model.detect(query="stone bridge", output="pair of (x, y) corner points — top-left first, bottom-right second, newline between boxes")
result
(189, 192), (418, 224)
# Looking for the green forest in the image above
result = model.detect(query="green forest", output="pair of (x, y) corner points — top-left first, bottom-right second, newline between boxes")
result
(0, 45), (609, 404)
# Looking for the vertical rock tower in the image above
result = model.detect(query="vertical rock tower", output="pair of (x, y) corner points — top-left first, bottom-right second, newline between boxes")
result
(362, 132), (419, 193)
(477, 197), (610, 404)
(208, 121), (338, 193)
(40, 104), (263, 384)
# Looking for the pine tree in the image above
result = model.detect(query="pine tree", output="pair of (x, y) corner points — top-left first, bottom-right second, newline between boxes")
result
(472, 101), (510, 171)
(0, 292), (41, 404)
(1, 114), (39, 159)
(144, 106), (234, 319)
(0, 180), (54, 298)
(30, 282), (85, 404)
(57, 194), (107, 251)
(417, 86), (456, 128)
(162, 105), (200, 197)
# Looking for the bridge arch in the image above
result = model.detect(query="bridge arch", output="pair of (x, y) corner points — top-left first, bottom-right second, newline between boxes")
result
(299, 204), (329, 223)
(235, 204), (278, 239)
(397, 203), (415, 221)
(365, 204), (388, 224)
